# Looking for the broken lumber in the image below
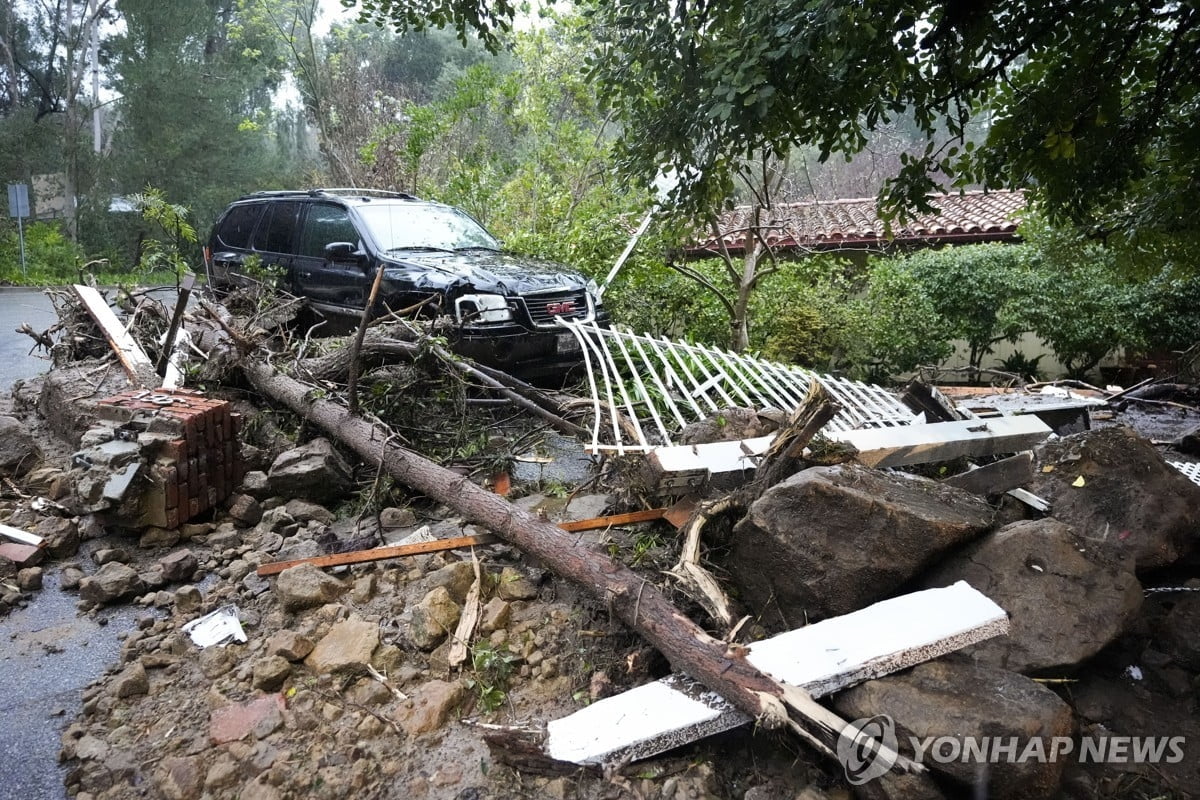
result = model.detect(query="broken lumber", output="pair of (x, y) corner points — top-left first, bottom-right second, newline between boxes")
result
(235, 348), (914, 774)
(156, 274), (195, 381)
(942, 452), (1034, 496)
(255, 511), (668, 576)
(535, 581), (1008, 767)
(255, 533), (499, 576)
(73, 284), (155, 385)
(0, 523), (43, 547)
(556, 508), (666, 532)
(831, 415), (1052, 469)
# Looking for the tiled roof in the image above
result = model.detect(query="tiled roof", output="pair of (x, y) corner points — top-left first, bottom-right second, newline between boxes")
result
(691, 189), (1026, 254)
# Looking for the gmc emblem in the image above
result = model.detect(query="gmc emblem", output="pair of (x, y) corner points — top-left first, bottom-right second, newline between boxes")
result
(545, 300), (576, 315)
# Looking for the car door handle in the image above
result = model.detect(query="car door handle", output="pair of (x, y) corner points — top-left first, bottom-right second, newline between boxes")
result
(298, 270), (312, 278)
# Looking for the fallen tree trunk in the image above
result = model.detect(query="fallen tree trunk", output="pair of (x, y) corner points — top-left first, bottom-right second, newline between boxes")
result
(237, 354), (914, 775)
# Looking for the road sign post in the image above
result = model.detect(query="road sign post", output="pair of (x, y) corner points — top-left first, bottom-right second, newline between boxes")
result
(7, 183), (29, 276)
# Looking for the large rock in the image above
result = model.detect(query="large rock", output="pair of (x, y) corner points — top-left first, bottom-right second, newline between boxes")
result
(274, 563), (347, 612)
(37, 362), (128, 445)
(923, 519), (1142, 672)
(305, 615), (379, 674)
(1156, 590), (1200, 671)
(1029, 426), (1200, 570)
(267, 438), (352, 504)
(410, 586), (461, 650)
(728, 465), (993, 623)
(79, 562), (146, 606)
(158, 549), (198, 584)
(834, 660), (1073, 800)
(0, 415), (41, 476)
(394, 679), (467, 736)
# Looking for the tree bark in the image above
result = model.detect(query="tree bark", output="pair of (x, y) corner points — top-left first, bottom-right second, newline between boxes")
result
(237, 355), (881, 766)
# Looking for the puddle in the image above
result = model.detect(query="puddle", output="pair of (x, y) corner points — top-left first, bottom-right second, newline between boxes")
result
(0, 564), (140, 799)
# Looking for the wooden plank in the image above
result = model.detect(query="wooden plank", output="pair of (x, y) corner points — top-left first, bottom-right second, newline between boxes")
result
(255, 533), (498, 576)
(544, 581), (1009, 766)
(556, 508), (666, 532)
(73, 284), (154, 384)
(0, 523), (44, 547)
(941, 452), (1035, 496)
(257, 511), (669, 577)
(832, 415), (1052, 469)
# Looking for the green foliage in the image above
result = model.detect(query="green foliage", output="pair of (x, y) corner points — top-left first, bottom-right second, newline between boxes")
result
(351, 0), (1200, 250)
(0, 220), (85, 284)
(466, 640), (518, 713)
(996, 352), (1044, 383)
(128, 188), (197, 282)
(890, 245), (1036, 373)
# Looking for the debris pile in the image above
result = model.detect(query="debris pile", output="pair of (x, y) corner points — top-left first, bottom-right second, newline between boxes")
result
(1, 283), (1198, 800)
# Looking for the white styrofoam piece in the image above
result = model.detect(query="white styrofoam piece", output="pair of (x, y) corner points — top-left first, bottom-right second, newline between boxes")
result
(1006, 487), (1051, 512)
(182, 605), (248, 648)
(546, 581), (1009, 765)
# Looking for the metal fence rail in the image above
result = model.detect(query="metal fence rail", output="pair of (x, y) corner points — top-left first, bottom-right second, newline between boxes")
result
(559, 320), (920, 454)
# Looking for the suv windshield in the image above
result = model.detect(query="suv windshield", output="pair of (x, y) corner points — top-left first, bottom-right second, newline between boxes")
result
(357, 203), (500, 253)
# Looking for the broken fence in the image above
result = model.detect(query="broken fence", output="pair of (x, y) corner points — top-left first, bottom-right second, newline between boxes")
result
(559, 320), (919, 454)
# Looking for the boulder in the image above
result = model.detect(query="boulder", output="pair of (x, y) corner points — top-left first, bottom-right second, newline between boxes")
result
(729, 465), (993, 623)
(79, 562), (146, 607)
(410, 586), (461, 650)
(394, 679), (467, 736)
(267, 439), (352, 504)
(1029, 426), (1200, 570)
(1156, 590), (1200, 672)
(0, 415), (41, 476)
(678, 407), (784, 445)
(110, 661), (149, 698)
(156, 755), (203, 800)
(425, 561), (476, 603)
(480, 597), (511, 633)
(495, 566), (538, 601)
(158, 549), (198, 584)
(16, 567), (43, 591)
(37, 517), (79, 559)
(266, 630), (314, 662)
(834, 660), (1073, 800)
(274, 563), (347, 612)
(305, 615), (379, 674)
(282, 498), (335, 526)
(226, 494), (263, 526)
(251, 656), (292, 691)
(923, 519), (1142, 672)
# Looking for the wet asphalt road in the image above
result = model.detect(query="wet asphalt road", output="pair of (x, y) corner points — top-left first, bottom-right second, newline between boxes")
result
(0, 288), (59, 390)
(0, 288), (138, 800)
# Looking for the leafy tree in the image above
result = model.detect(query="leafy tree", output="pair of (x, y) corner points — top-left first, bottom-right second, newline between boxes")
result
(349, 0), (1200, 251)
(887, 244), (1036, 377)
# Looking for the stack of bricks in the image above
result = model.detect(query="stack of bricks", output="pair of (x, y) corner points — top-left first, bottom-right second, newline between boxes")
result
(96, 388), (244, 529)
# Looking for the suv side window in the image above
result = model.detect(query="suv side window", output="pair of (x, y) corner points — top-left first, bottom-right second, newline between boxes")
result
(299, 203), (360, 258)
(215, 203), (263, 249)
(252, 201), (301, 254)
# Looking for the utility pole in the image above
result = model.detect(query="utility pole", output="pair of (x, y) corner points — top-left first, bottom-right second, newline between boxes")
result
(90, 0), (101, 153)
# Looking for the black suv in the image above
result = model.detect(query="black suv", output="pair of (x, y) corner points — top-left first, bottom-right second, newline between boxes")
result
(204, 189), (606, 376)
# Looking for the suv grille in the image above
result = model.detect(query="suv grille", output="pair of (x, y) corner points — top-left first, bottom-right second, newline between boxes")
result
(522, 290), (590, 328)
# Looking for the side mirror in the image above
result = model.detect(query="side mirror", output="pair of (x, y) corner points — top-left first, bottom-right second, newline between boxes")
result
(324, 241), (362, 262)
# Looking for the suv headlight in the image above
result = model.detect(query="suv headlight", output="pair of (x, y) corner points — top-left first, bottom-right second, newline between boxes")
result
(455, 293), (513, 324)
(585, 278), (601, 301)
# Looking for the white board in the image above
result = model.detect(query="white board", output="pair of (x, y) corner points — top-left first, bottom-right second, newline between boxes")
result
(546, 581), (1009, 765)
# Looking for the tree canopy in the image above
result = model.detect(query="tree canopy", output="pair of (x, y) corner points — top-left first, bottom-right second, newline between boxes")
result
(349, 0), (1200, 242)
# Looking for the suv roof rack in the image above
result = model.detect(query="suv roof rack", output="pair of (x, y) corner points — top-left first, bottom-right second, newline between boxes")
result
(235, 188), (421, 202)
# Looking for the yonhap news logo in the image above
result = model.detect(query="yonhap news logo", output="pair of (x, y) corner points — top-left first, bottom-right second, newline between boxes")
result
(836, 715), (1187, 784)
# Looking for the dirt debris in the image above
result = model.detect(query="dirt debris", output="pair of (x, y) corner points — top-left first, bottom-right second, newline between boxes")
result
(2, 292), (1199, 800)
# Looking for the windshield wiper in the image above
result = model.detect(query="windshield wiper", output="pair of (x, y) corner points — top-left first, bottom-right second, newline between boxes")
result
(386, 245), (455, 254)
(454, 245), (501, 253)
